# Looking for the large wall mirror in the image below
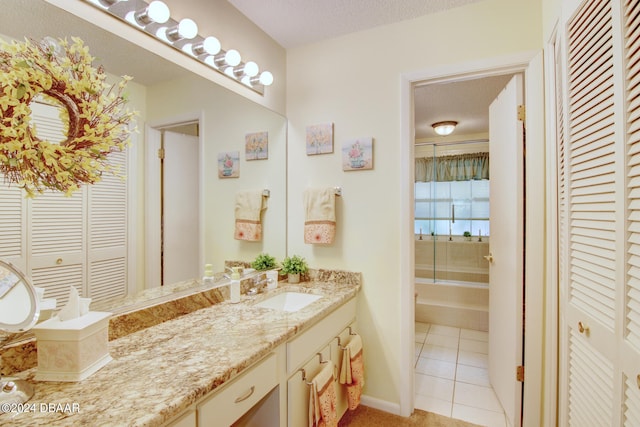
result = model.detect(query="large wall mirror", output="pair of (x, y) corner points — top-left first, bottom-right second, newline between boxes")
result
(0, 0), (287, 317)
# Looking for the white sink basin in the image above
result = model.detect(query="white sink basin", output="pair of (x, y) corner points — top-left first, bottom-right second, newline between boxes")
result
(254, 292), (322, 312)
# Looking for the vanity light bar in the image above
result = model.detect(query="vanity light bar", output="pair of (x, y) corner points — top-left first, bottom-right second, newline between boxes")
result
(84, 0), (273, 95)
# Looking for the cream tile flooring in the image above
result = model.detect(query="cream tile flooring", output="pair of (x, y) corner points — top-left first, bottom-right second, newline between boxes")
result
(415, 322), (507, 427)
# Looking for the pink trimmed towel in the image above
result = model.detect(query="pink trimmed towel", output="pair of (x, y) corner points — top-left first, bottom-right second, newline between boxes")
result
(304, 188), (336, 244)
(234, 190), (267, 241)
(339, 334), (364, 410)
(309, 362), (338, 427)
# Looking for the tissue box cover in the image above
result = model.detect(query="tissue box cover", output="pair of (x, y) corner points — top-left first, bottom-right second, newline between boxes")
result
(32, 311), (112, 382)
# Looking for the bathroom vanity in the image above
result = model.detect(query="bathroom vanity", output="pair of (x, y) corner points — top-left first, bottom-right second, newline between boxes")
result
(0, 270), (360, 426)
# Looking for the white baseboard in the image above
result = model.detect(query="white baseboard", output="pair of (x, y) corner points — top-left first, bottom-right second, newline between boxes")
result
(360, 395), (402, 416)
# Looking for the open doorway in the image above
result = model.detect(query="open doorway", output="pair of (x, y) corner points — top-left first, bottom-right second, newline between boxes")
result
(145, 118), (203, 289)
(412, 73), (523, 426)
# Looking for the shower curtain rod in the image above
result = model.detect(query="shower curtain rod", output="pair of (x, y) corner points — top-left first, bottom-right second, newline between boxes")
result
(414, 138), (489, 147)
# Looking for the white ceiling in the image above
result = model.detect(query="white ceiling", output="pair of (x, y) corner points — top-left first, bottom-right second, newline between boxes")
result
(224, 0), (508, 141)
(2, 0), (508, 142)
(226, 0), (482, 49)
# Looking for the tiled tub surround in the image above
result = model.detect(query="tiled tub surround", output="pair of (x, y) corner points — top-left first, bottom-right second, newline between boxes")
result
(415, 238), (489, 284)
(0, 270), (361, 426)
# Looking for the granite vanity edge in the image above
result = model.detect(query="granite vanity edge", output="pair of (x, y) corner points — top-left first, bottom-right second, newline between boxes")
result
(1, 279), (361, 427)
(0, 269), (361, 376)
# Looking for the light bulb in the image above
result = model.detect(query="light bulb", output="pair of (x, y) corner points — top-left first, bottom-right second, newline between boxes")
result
(165, 18), (198, 41)
(190, 36), (221, 56)
(243, 61), (259, 77)
(259, 71), (274, 86)
(131, 1), (170, 26)
(233, 61), (259, 78)
(225, 49), (241, 67)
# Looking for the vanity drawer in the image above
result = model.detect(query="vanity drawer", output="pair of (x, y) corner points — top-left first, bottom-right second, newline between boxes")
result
(197, 353), (277, 427)
(287, 298), (356, 374)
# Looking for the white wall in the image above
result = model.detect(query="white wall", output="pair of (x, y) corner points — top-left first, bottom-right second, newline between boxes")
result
(286, 0), (542, 409)
(146, 75), (288, 274)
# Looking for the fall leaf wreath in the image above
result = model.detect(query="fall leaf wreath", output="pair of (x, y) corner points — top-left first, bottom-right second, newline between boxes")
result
(0, 37), (137, 196)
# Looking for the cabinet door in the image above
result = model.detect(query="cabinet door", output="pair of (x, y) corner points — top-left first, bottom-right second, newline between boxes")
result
(287, 345), (331, 427)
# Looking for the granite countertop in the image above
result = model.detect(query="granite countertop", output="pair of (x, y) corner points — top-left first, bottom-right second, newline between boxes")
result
(0, 275), (360, 426)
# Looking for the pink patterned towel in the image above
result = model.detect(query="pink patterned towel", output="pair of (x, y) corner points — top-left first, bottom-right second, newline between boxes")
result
(309, 362), (338, 427)
(304, 188), (336, 244)
(339, 334), (364, 410)
(234, 190), (267, 241)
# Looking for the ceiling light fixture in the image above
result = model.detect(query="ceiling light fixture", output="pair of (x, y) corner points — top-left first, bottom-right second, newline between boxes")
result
(126, 1), (170, 26)
(189, 36), (221, 57)
(84, 0), (274, 95)
(432, 121), (458, 136)
(233, 61), (259, 78)
(162, 18), (198, 42)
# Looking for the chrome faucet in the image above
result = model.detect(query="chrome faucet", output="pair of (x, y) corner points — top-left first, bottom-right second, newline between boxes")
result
(247, 275), (273, 296)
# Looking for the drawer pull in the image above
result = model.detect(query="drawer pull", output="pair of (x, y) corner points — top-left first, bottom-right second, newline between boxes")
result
(234, 386), (255, 403)
(56, 258), (63, 265)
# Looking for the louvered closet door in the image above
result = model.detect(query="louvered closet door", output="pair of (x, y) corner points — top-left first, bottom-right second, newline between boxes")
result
(88, 148), (127, 302)
(558, 0), (640, 425)
(30, 190), (85, 306)
(561, 0), (619, 425)
(623, 0), (640, 424)
(0, 179), (27, 272)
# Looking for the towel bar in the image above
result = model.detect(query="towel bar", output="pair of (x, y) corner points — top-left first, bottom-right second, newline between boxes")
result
(336, 326), (358, 349)
(299, 368), (314, 386)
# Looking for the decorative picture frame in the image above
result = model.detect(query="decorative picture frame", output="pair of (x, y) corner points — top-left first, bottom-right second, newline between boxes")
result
(342, 137), (373, 171)
(217, 151), (240, 178)
(245, 131), (268, 160)
(306, 122), (334, 155)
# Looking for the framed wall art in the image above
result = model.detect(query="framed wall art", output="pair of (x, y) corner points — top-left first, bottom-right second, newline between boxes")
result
(218, 151), (240, 178)
(342, 137), (373, 171)
(245, 131), (268, 160)
(306, 122), (333, 155)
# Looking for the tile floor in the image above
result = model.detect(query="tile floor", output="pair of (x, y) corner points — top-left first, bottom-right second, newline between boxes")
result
(415, 322), (507, 427)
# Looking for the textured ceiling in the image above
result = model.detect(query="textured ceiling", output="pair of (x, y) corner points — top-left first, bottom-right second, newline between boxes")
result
(2, 0), (506, 141)
(414, 74), (515, 140)
(227, 0), (483, 48)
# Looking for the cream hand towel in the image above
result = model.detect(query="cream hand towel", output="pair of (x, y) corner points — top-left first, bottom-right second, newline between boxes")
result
(339, 333), (364, 410)
(234, 190), (267, 241)
(308, 362), (338, 427)
(304, 188), (336, 244)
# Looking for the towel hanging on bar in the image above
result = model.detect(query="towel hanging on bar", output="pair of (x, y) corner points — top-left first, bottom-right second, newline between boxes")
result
(234, 190), (267, 241)
(304, 187), (336, 245)
(339, 333), (364, 410)
(308, 361), (338, 427)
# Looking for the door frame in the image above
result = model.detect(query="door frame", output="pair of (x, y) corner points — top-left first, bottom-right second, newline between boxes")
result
(400, 51), (548, 425)
(145, 112), (205, 289)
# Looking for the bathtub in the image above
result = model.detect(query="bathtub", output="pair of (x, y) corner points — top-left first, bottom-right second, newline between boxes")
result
(414, 238), (489, 330)
(415, 278), (488, 331)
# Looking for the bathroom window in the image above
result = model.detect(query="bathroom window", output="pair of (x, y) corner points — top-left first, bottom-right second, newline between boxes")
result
(414, 179), (490, 238)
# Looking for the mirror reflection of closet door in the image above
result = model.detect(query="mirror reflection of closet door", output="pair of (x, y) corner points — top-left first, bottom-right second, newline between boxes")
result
(161, 130), (199, 286)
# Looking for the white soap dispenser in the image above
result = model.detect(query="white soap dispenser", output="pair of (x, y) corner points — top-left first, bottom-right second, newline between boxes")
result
(230, 267), (241, 303)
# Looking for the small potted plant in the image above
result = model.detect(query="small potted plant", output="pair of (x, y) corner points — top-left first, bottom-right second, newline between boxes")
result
(251, 253), (277, 271)
(280, 255), (308, 284)
(463, 231), (472, 241)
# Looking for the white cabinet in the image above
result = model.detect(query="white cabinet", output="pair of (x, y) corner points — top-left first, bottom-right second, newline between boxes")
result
(286, 298), (357, 427)
(198, 353), (278, 427)
(165, 297), (358, 427)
